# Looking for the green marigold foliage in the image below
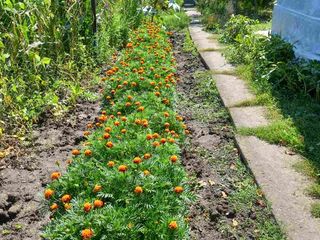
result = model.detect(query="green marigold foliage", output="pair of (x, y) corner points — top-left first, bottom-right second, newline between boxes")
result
(43, 22), (192, 239)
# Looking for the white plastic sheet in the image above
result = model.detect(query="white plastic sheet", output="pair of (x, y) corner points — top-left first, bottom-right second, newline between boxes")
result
(272, 0), (320, 60)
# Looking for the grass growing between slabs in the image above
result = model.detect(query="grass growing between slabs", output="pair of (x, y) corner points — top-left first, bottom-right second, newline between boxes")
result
(43, 22), (193, 239)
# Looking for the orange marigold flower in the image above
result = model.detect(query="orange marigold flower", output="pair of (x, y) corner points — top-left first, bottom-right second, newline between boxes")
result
(135, 101), (141, 106)
(168, 138), (175, 143)
(127, 42), (133, 48)
(93, 185), (102, 193)
(185, 130), (190, 134)
(144, 153), (151, 159)
(66, 159), (72, 165)
(168, 221), (178, 230)
(84, 149), (92, 156)
(155, 91), (161, 97)
(44, 189), (54, 199)
(83, 202), (92, 212)
(143, 170), (150, 176)
(72, 149), (80, 156)
(164, 112), (170, 117)
(160, 138), (166, 144)
(114, 121), (120, 126)
(105, 127), (112, 132)
(170, 155), (178, 163)
(152, 133), (160, 139)
(153, 141), (160, 147)
(134, 186), (143, 194)
(51, 172), (61, 180)
(133, 157), (142, 164)
(131, 82), (137, 87)
(137, 106), (145, 112)
(99, 115), (107, 122)
(103, 133), (111, 139)
(164, 122), (170, 128)
(146, 134), (153, 140)
(118, 165), (128, 172)
(64, 203), (72, 210)
(61, 194), (71, 203)
(94, 200), (104, 208)
(121, 117), (127, 122)
(125, 102), (131, 107)
(135, 119), (142, 125)
(50, 203), (58, 211)
(174, 186), (184, 194)
(83, 131), (90, 136)
(142, 120), (148, 127)
(107, 161), (115, 168)
(106, 141), (113, 148)
(81, 228), (94, 239)
(127, 95), (133, 100)
(121, 129), (127, 134)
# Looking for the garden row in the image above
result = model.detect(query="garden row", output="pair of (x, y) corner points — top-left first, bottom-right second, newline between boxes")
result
(43, 22), (191, 239)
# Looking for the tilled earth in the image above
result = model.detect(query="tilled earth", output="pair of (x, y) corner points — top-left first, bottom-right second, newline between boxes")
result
(0, 99), (100, 240)
(173, 31), (284, 239)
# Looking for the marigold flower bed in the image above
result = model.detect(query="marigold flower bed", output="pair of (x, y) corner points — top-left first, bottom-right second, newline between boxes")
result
(43, 22), (191, 239)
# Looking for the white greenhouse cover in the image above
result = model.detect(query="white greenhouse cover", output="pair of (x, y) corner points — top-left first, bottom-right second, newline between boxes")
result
(272, 0), (320, 61)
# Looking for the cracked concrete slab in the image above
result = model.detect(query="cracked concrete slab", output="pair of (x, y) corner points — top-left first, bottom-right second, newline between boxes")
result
(236, 135), (320, 240)
(229, 106), (269, 128)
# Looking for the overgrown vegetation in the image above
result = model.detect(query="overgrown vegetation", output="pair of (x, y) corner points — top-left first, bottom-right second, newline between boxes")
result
(197, 0), (273, 30)
(0, 0), (144, 136)
(217, 14), (320, 217)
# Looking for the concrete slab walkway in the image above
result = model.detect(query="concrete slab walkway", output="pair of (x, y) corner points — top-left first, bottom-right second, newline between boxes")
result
(186, 7), (320, 240)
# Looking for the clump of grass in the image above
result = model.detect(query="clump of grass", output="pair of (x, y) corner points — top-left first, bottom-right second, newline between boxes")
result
(161, 12), (190, 31)
(238, 119), (304, 151)
(307, 184), (320, 198)
(183, 29), (198, 56)
(311, 203), (320, 218)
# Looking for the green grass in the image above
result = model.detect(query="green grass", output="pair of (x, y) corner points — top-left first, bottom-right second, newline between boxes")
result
(251, 21), (272, 31)
(311, 203), (320, 218)
(161, 12), (190, 31)
(307, 184), (320, 198)
(238, 119), (303, 151)
(183, 29), (198, 56)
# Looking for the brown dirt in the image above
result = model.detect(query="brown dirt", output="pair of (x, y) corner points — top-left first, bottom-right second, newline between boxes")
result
(0, 99), (100, 240)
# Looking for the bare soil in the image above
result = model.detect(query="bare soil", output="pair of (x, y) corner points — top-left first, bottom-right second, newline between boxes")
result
(0, 99), (100, 240)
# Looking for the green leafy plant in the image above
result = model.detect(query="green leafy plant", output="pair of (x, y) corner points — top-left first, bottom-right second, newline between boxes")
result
(43, 22), (192, 239)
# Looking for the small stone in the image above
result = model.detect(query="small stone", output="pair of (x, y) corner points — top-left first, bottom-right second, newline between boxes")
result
(0, 193), (9, 209)
(8, 202), (21, 217)
(226, 209), (236, 218)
